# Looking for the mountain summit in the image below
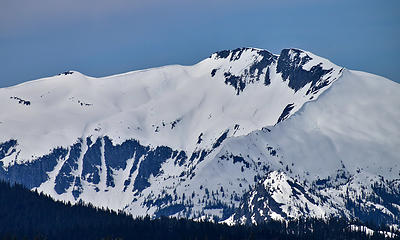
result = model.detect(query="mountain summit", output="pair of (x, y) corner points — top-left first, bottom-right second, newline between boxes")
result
(0, 48), (399, 226)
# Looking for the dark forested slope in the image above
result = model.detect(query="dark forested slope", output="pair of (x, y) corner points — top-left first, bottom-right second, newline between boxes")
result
(0, 181), (397, 240)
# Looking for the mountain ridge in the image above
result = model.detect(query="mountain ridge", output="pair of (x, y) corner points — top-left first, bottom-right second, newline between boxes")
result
(0, 47), (399, 226)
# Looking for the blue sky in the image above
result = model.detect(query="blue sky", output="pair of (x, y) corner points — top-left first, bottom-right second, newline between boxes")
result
(1, 0), (399, 87)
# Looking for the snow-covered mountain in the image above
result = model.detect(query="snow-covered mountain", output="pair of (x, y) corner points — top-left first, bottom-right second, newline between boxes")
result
(0, 47), (399, 226)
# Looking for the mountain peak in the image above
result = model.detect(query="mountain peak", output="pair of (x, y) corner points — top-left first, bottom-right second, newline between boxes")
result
(1, 47), (398, 227)
(277, 48), (343, 93)
(208, 47), (342, 96)
(211, 47), (276, 61)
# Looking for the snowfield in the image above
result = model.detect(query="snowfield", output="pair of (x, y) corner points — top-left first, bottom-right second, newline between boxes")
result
(0, 47), (399, 226)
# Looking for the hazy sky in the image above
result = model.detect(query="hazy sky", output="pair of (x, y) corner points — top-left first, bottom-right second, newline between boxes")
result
(1, 0), (399, 87)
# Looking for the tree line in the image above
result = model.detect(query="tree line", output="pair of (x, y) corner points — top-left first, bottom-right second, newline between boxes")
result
(0, 180), (398, 240)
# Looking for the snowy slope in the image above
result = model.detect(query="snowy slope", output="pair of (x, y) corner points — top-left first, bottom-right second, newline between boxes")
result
(226, 69), (400, 225)
(0, 47), (399, 226)
(0, 48), (341, 164)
